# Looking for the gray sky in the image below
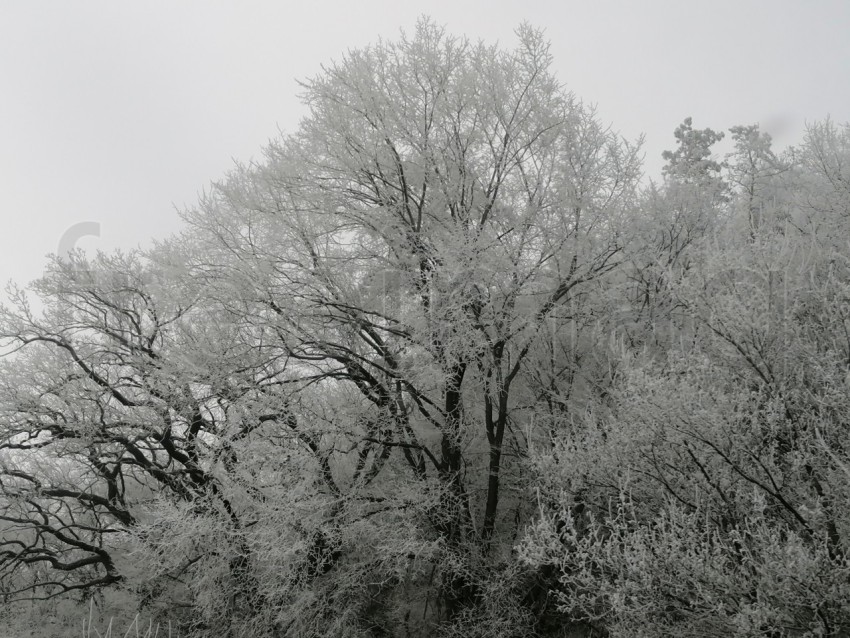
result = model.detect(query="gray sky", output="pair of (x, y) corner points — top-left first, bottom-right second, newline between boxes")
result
(2, 0), (849, 290)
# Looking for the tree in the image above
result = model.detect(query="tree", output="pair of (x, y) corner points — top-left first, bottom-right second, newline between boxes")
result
(520, 119), (850, 637)
(9, 17), (847, 638)
(726, 124), (789, 239)
(619, 118), (728, 356)
(1, 19), (641, 637)
(662, 117), (726, 186)
(175, 18), (640, 634)
(792, 118), (850, 243)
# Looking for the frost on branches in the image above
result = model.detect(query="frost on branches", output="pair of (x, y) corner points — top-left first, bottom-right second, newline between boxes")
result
(2, 18), (850, 638)
(520, 120), (850, 637)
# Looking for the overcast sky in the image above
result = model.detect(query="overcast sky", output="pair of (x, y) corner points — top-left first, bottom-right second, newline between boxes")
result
(2, 1), (849, 290)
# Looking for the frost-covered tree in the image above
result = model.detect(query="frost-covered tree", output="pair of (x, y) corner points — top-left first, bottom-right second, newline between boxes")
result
(725, 124), (790, 239)
(1, 19), (641, 637)
(792, 119), (850, 243)
(520, 119), (850, 638)
(4, 16), (849, 638)
(171, 19), (640, 635)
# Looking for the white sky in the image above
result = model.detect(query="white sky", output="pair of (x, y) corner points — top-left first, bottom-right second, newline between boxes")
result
(2, 0), (849, 290)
